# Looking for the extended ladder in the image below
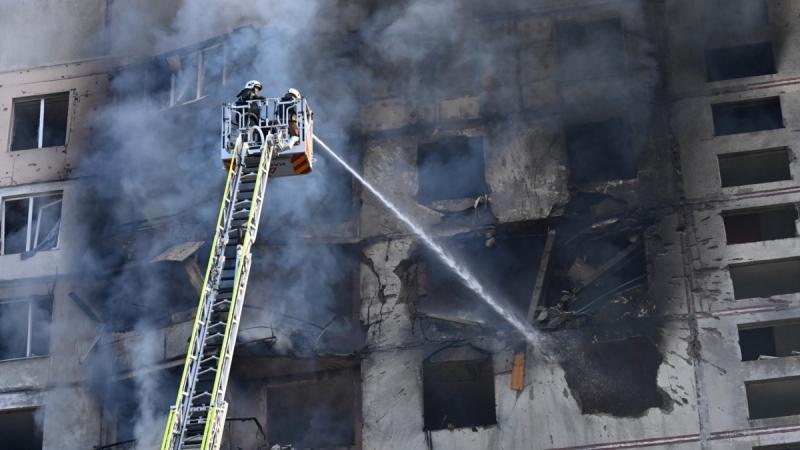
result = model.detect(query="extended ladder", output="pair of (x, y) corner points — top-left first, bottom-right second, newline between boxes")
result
(161, 97), (313, 450)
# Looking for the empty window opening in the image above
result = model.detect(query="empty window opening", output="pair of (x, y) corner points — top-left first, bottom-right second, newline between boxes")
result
(1, 193), (62, 256)
(267, 372), (357, 449)
(565, 118), (637, 185)
(706, 42), (777, 82)
(11, 93), (69, 150)
(754, 444), (800, 450)
(423, 347), (496, 431)
(417, 136), (488, 204)
(0, 409), (42, 450)
(739, 321), (800, 361)
(730, 258), (800, 299)
(407, 229), (546, 325)
(719, 148), (791, 187)
(169, 44), (224, 106)
(544, 230), (648, 322)
(723, 205), (798, 244)
(712, 97), (783, 136)
(109, 368), (180, 448)
(746, 377), (800, 419)
(557, 18), (625, 81)
(0, 296), (52, 361)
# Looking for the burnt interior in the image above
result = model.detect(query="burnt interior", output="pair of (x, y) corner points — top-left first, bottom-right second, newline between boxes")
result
(739, 322), (800, 361)
(0, 409), (42, 450)
(718, 148), (792, 187)
(266, 370), (357, 449)
(723, 205), (798, 245)
(423, 348), (496, 431)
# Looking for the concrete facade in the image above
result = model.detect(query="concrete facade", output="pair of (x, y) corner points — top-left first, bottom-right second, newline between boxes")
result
(2, 1), (800, 449)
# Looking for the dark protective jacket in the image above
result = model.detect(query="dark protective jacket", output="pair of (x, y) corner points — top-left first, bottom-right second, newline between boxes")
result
(235, 87), (266, 119)
(275, 94), (300, 137)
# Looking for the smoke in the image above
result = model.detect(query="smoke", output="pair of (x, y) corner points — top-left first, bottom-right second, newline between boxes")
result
(59, 0), (674, 446)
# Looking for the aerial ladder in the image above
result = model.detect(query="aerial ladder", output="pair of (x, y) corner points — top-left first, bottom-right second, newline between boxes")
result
(160, 96), (314, 450)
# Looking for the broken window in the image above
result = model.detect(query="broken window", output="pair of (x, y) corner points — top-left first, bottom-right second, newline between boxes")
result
(1, 193), (62, 256)
(267, 371), (357, 449)
(0, 409), (43, 450)
(706, 42), (777, 82)
(564, 118), (637, 185)
(739, 321), (800, 361)
(423, 347), (496, 431)
(543, 229), (648, 325)
(712, 97), (783, 136)
(557, 18), (625, 81)
(719, 148), (792, 187)
(723, 205), (798, 244)
(11, 93), (69, 150)
(417, 136), (488, 204)
(730, 258), (800, 299)
(408, 228), (545, 326)
(169, 44), (225, 106)
(746, 377), (800, 419)
(0, 296), (52, 361)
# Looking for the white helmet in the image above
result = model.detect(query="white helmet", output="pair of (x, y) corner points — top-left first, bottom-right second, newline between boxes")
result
(287, 88), (301, 99)
(245, 80), (263, 90)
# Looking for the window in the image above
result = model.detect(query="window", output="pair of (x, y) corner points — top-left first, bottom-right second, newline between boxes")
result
(1, 193), (62, 255)
(557, 18), (625, 81)
(417, 136), (488, 203)
(564, 118), (637, 185)
(723, 205), (798, 244)
(423, 348), (496, 431)
(0, 409), (42, 450)
(754, 444), (800, 450)
(11, 93), (69, 150)
(712, 98), (783, 136)
(706, 42), (777, 82)
(0, 297), (52, 361)
(169, 44), (224, 106)
(719, 148), (792, 187)
(267, 372), (357, 449)
(739, 321), (800, 361)
(746, 377), (800, 419)
(730, 258), (800, 299)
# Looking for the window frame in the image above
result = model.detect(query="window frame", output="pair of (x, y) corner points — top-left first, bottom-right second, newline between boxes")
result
(9, 92), (71, 151)
(169, 43), (226, 107)
(0, 295), (52, 361)
(0, 191), (63, 256)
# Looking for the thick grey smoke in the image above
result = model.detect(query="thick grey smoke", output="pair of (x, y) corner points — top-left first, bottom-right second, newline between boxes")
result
(66, 0), (674, 446)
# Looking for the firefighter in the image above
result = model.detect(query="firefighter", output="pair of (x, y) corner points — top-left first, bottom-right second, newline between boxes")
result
(235, 80), (266, 126)
(276, 88), (301, 149)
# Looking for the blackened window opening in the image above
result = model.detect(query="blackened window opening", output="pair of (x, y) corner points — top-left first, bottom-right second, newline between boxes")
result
(557, 18), (625, 81)
(423, 357), (497, 430)
(417, 136), (488, 203)
(723, 205), (798, 244)
(719, 148), (791, 187)
(267, 374), (356, 448)
(0, 409), (42, 450)
(706, 42), (776, 82)
(730, 258), (800, 299)
(712, 98), (783, 136)
(565, 118), (637, 185)
(11, 93), (69, 150)
(746, 377), (800, 419)
(739, 322), (800, 361)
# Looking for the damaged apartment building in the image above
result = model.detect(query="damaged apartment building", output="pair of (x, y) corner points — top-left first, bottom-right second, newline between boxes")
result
(3, 0), (800, 449)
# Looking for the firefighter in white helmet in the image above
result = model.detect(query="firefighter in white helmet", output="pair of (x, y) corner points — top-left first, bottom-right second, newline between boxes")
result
(276, 88), (302, 149)
(235, 80), (266, 126)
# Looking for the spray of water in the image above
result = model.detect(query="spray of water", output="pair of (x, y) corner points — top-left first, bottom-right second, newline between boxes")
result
(312, 135), (543, 345)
